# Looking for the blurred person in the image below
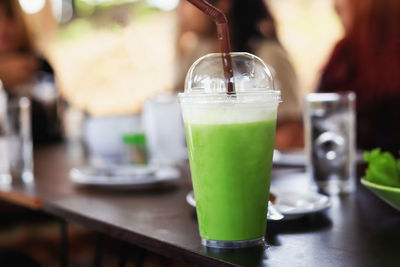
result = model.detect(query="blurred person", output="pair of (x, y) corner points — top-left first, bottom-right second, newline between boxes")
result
(176, 0), (303, 150)
(318, 0), (400, 153)
(0, 2), (55, 265)
(0, 0), (61, 144)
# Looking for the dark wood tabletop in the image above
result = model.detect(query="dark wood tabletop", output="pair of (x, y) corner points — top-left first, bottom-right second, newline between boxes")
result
(1, 145), (400, 267)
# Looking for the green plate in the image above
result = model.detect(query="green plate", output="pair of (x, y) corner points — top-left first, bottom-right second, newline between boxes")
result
(361, 178), (400, 211)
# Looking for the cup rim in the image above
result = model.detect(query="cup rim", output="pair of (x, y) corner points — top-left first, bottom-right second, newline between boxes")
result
(178, 90), (281, 105)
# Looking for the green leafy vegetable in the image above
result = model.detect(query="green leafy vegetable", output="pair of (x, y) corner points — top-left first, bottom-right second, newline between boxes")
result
(364, 149), (400, 187)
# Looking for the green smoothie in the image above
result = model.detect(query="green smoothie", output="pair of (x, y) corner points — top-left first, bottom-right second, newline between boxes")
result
(186, 119), (276, 241)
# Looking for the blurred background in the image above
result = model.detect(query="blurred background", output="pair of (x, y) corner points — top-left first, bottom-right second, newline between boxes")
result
(20, 0), (343, 116)
(0, 0), (347, 266)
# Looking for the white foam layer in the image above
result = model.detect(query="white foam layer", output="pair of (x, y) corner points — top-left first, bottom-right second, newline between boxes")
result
(181, 103), (277, 124)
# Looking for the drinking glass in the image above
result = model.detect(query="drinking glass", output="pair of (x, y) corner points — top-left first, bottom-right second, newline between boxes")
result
(142, 93), (187, 166)
(6, 97), (33, 183)
(304, 92), (356, 194)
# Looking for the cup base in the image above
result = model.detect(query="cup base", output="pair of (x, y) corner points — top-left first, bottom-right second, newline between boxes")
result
(313, 179), (355, 195)
(201, 237), (265, 249)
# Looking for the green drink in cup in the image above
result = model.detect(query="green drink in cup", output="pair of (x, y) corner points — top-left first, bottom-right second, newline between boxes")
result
(179, 53), (281, 248)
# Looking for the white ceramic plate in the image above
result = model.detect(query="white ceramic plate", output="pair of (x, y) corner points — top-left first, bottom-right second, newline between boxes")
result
(273, 149), (365, 167)
(69, 165), (180, 189)
(186, 189), (331, 221)
(186, 191), (196, 208)
(185, 191), (285, 221)
(273, 149), (306, 166)
(271, 188), (331, 220)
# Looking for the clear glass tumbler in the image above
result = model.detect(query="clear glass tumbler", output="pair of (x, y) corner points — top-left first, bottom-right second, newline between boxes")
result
(7, 97), (34, 183)
(304, 92), (356, 194)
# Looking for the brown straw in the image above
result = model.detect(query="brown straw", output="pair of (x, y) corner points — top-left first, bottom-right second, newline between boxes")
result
(186, 0), (235, 95)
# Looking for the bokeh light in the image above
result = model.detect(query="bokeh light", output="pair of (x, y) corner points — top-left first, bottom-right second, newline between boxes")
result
(145, 0), (179, 11)
(19, 0), (46, 14)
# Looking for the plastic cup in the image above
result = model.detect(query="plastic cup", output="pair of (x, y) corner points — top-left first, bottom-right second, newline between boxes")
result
(179, 53), (280, 248)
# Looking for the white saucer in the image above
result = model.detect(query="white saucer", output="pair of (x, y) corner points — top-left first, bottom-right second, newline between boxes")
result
(186, 189), (331, 221)
(186, 191), (196, 207)
(273, 149), (365, 167)
(185, 191), (285, 221)
(271, 187), (331, 220)
(69, 165), (180, 189)
(273, 149), (306, 166)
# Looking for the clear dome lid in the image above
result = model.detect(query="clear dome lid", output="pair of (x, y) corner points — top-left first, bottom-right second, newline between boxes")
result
(180, 52), (281, 104)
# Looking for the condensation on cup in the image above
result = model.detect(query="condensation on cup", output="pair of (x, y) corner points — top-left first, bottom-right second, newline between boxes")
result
(304, 92), (356, 194)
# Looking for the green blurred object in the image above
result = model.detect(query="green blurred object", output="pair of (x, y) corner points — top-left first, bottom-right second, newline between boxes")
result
(363, 149), (400, 187)
(122, 133), (147, 164)
(122, 133), (146, 145)
(57, 19), (95, 41)
(75, 0), (96, 16)
(361, 178), (400, 211)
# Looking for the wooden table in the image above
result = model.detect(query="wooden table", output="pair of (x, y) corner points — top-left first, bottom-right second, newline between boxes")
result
(1, 145), (399, 267)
